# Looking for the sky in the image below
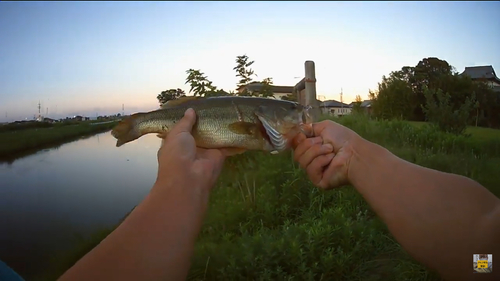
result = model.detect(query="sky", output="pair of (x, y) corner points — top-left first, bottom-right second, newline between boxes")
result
(0, 1), (499, 122)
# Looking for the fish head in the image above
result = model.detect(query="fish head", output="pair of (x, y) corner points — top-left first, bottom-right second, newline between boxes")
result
(255, 102), (314, 152)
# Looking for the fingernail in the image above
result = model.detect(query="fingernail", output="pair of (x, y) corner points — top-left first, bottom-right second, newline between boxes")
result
(185, 108), (194, 116)
(322, 143), (333, 152)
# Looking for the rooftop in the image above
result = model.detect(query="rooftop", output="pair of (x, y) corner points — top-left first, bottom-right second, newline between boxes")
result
(460, 65), (500, 83)
(238, 82), (294, 94)
(320, 100), (349, 107)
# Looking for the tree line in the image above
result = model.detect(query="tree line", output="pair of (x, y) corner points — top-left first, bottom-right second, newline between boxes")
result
(367, 57), (500, 134)
(157, 54), (297, 105)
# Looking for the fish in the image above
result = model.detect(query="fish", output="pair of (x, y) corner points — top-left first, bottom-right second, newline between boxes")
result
(111, 96), (313, 154)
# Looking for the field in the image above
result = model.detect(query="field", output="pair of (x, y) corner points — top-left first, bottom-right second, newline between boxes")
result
(42, 114), (500, 281)
(0, 121), (118, 161)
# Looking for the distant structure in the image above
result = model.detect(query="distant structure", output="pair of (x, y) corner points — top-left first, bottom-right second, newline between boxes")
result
(460, 65), (500, 92)
(293, 61), (320, 120)
(236, 82), (295, 100)
(236, 61), (319, 119)
(36, 101), (43, 121)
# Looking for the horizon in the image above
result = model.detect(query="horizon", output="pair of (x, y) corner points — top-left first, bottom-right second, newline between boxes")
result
(1, 1), (499, 122)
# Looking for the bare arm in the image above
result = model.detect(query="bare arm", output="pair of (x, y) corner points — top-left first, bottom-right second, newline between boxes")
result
(293, 120), (500, 281)
(58, 109), (225, 281)
(57, 180), (209, 281)
(349, 138), (500, 280)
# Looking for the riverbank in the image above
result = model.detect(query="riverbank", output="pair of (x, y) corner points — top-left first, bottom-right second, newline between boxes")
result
(0, 121), (119, 162)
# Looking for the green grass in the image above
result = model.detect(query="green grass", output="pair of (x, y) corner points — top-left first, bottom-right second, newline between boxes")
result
(0, 121), (118, 160)
(38, 114), (500, 281)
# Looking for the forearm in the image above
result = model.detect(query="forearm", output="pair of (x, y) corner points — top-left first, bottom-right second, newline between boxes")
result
(349, 138), (500, 280)
(58, 181), (209, 281)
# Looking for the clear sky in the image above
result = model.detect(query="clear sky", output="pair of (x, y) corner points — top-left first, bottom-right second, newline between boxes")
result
(0, 1), (499, 122)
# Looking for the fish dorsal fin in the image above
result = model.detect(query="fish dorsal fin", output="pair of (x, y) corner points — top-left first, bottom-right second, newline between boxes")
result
(161, 96), (200, 108)
(228, 121), (259, 135)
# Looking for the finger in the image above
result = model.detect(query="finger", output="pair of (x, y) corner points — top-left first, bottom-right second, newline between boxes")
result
(306, 153), (335, 187)
(292, 132), (306, 148)
(298, 143), (333, 170)
(293, 136), (323, 162)
(311, 120), (335, 137)
(169, 108), (197, 136)
(318, 157), (346, 189)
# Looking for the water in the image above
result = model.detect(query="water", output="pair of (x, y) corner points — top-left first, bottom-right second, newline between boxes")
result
(0, 131), (162, 280)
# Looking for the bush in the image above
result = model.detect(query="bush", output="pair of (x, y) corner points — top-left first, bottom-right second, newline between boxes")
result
(421, 86), (477, 135)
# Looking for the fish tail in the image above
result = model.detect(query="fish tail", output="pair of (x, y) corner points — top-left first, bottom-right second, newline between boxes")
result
(111, 115), (142, 147)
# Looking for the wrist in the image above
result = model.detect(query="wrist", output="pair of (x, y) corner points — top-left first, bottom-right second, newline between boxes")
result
(151, 178), (210, 206)
(347, 136), (375, 186)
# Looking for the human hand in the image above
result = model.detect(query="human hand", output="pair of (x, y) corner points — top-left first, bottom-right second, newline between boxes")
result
(155, 108), (228, 193)
(292, 120), (361, 190)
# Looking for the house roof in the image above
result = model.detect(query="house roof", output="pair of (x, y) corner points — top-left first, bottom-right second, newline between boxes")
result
(460, 65), (500, 83)
(348, 100), (372, 108)
(320, 100), (349, 107)
(360, 100), (372, 107)
(241, 82), (294, 94)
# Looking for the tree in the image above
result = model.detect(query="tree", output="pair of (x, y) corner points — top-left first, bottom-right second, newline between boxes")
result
(421, 85), (477, 135)
(281, 93), (297, 101)
(352, 95), (363, 113)
(259, 77), (274, 98)
(410, 57), (454, 120)
(185, 69), (217, 97)
(234, 54), (257, 94)
(370, 71), (415, 120)
(157, 88), (186, 105)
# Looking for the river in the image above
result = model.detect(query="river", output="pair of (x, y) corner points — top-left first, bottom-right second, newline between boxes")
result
(0, 131), (162, 280)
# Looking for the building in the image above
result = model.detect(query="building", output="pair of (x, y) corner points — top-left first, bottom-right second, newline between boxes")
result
(460, 65), (500, 92)
(348, 100), (373, 115)
(320, 100), (351, 116)
(43, 117), (56, 123)
(236, 82), (294, 100)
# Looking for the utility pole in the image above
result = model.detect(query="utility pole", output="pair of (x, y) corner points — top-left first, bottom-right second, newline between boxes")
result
(340, 88), (344, 115)
(122, 104), (124, 116)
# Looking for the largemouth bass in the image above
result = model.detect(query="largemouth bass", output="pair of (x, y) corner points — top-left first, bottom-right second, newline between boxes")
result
(111, 96), (313, 154)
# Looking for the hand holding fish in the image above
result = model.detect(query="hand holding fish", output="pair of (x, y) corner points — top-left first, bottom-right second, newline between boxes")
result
(155, 108), (228, 192)
(293, 120), (360, 190)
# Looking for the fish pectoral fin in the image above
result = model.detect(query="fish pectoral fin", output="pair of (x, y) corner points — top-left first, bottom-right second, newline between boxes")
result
(221, 147), (247, 156)
(161, 96), (200, 108)
(228, 121), (258, 135)
(156, 132), (168, 139)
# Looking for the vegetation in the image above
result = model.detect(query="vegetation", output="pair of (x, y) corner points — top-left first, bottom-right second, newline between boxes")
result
(40, 113), (500, 281)
(157, 88), (186, 105)
(0, 121), (118, 161)
(351, 95), (363, 114)
(421, 85), (478, 135)
(369, 57), (500, 131)
(234, 54), (257, 89)
(156, 54), (289, 101)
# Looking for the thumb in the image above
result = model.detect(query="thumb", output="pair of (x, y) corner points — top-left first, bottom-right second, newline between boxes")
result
(170, 108), (196, 135)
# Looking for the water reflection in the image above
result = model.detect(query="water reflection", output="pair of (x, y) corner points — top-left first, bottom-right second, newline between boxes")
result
(0, 131), (162, 280)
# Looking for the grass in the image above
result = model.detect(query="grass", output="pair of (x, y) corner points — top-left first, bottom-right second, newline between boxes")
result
(0, 121), (119, 161)
(38, 114), (500, 281)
